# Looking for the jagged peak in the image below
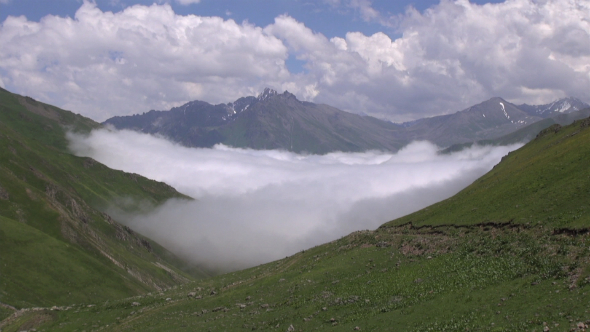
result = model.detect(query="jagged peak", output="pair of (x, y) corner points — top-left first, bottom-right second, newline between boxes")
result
(282, 90), (297, 99)
(257, 88), (278, 101)
(255, 88), (301, 103)
(519, 97), (587, 107)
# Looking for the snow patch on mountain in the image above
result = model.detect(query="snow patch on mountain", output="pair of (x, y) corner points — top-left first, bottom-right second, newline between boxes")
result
(557, 101), (571, 113)
(500, 102), (510, 119)
(518, 97), (589, 117)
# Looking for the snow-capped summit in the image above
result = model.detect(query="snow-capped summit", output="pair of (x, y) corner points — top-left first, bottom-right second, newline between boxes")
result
(104, 92), (589, 154)
(517, 97), (589, 118)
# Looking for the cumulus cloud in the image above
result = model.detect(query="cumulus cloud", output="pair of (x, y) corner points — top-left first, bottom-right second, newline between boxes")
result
(270, 0), (590, 120)
(1, 0), (588, 122)
(68, 128), (521, 272)
(0, 1), (288, 120)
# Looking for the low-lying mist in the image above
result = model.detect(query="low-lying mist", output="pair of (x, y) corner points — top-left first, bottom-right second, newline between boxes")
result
(68, 129), (522, 273)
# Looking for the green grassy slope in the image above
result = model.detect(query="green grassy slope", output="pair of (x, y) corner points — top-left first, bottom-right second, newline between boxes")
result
(0, 88), (208, 310)
(389, 119), (590, 229)
(6, 116), (590, 331)
(0, 215), (150, 307)
(6, 225), (588, 331)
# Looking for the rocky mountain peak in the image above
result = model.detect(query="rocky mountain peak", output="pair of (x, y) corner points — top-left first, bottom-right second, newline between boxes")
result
(517, 97), (589, 117)
(257, 88), (278, 101)
(281, 90), (297, 100)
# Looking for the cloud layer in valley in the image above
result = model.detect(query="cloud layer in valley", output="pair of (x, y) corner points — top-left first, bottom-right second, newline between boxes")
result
(1, 0), (589, 122)
(68, 128), (522, 272)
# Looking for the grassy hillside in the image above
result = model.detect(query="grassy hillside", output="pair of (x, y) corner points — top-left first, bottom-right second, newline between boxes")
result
(0, 88), (208, 312)
(4, 114), (589, 330)
(390, 118), (590, 229)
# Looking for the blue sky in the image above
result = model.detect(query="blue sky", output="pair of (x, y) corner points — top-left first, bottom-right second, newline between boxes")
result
(1, 0), (503, 37)
(0, 0), (588, 122)
(1, 0), (505, 75)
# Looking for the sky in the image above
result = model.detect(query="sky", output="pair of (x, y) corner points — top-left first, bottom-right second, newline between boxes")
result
(68, 128), (522, 271)
(1, 0), (588, 122)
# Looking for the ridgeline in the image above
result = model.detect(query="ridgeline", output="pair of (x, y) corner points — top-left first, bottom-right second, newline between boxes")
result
(1, 86), (589, 330)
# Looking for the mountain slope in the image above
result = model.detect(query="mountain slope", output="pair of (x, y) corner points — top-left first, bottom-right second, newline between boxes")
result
(105, 90), (588, 153)
(218, 90), (407, 153)
(103, 96), (257, 148)
(440, 106), (590, 153)
(402, 97), (543, 147)
(388, 115), (590, 229)
(9, 116), (590, 331)
(0, 88), (208, 309)
(106, 89), (407, 154)
(517, 97), (588, 118)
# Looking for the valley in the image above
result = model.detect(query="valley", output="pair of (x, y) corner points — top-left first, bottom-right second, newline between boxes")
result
(2, 0), (590, 330)
(1, 86), (589, 331)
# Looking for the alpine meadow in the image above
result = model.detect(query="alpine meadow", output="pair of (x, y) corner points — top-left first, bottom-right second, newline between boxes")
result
(1, 0), (590, 331)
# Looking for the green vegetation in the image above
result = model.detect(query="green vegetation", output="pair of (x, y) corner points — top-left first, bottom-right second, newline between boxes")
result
(2, 95), (589, 330)
(391, 120), (590, 229)
(0, 215), (148, 307)
(0, 88), (207, 312)
(2, 88), (589, 331)
(3, 225), (588, 331)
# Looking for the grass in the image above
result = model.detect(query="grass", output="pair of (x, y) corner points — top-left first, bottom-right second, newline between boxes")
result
(0, 215), (150, 308)
(4, 225), (589, 331)
(390, 120), (590, 229)
(0, 88), (206, 311)
(2, 88), (590, 330)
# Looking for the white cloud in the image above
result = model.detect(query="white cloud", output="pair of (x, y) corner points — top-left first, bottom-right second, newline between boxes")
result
(349, 0), (382, 23)
(1, 0), (588, 122)
(268, 0), (590, 120)
(68, 128), (521, 272)
(0, 1), (288, 120)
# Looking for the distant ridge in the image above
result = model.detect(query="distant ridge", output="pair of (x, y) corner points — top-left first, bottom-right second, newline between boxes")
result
(105, 90), (589, 153)
(105, 88), (408, 154)
(517, 97), (588, 117)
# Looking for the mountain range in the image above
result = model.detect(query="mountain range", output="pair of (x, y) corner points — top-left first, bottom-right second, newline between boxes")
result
(3, 85), (590, 331)
(105, 89), (407, 154)
(104, 89), (589, 153)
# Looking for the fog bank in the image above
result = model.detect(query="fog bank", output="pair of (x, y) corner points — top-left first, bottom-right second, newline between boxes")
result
(68, 129), (521, 272)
